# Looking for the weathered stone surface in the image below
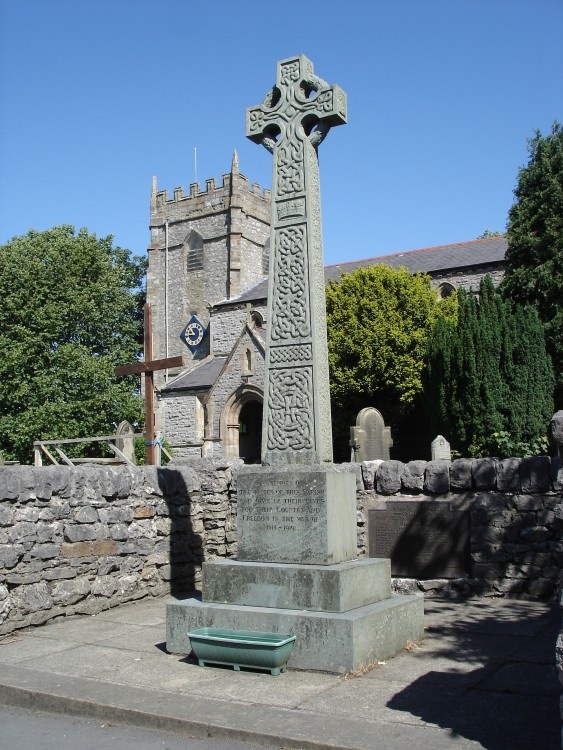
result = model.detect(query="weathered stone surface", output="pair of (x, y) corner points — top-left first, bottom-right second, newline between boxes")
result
(1, 458), (561, 638)
(9, 522), (37, 543)
(401, 461), (425, 492)
(0, 505), (14, 526)
(0, 544), (22, 569)
(43, 465), (72, 498)
(473, 458), (497, 490)
(74, 506), (98, 523)
(431, 435), (451, 461)
(424, 461), (451, 493)
(376, 460), (404, 495)
(167, 593), (424, 674)
(202, 558), (391, 612)
(0, 583), (12, 624)
(33, 467), (53, 500)
(31, 544), (60, 560)
(91, 540), (119, 556)
(61, 541), (95, 558)
(12, 581), (52, 613)
(520, 526), (551, 543)
(0, 469), (20, 500)
(520, 456), (551, 493)
(450, 459), (474, 490)
(550, 457), (563, 492)
(237, 464), (357, 565)
(64, 524), (96, 542)
(497, 458), (521, 492)
(512, 495), (544, 511)
(51, 577), (90, 606)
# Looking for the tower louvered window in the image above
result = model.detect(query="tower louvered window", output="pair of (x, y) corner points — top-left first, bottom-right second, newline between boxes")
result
(185, 230), (204, 271)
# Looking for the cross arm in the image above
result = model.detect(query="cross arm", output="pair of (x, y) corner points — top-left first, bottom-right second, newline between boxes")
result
(115, 355), (184, 377)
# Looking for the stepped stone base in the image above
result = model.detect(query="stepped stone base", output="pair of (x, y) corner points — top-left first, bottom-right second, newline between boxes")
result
(201, 558), (392, 612)
(166, 593), (424, 674)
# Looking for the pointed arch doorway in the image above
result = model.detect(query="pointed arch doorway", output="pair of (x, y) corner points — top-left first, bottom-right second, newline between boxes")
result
(221, 386), (263, 464)
(238, 400), (263, 463)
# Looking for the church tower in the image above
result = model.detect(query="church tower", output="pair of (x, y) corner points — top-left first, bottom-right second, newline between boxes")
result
(146, 155), (271, 429)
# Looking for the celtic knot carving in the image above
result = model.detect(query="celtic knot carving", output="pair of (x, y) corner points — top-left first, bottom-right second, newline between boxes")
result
(277, 141), (304, 195)
(280, 61), (300, 86)
(314, 90), (334, 112)
(269, 344), (312, 365)
(267, 368), (313, 451)
(271, 226), (310, 341)
(246, 57), (347, 464)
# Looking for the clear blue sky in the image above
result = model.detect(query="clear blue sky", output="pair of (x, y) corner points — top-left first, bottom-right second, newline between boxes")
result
(1, 0), (561, 266)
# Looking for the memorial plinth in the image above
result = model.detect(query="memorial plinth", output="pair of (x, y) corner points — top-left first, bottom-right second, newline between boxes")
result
(167, 460), (424, 672)
(166, 56), (423, 673)
(236, 465), (357, 564)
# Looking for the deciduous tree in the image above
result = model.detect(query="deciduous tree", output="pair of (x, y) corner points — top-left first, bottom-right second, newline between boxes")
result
(0, 226), (146, 463)
(326, 265), (456, 459)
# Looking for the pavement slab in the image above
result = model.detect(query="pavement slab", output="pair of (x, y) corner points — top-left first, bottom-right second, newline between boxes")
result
(0, 594), (559, 750)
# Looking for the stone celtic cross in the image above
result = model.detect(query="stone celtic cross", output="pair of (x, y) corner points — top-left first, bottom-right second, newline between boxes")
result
(247, 55), (347, 466)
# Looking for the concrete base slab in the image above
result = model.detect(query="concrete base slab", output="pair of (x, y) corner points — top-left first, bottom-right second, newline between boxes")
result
(202, 558), (392, 612)
(166, 593), (424, 674)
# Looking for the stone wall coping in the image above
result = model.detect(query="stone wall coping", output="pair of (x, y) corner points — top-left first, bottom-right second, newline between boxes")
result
(351, 456), (562, 496)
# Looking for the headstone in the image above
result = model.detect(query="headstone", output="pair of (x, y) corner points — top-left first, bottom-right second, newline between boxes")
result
(354, 407), (393, 462)
(167, 56), (424, 673)
(431, 434), (451, 461)
(115, 420), (136, 464)
(551, 410), (563, 458)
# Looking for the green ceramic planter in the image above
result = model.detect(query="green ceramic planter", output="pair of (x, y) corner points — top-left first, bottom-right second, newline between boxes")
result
(187, 628), (296, 676)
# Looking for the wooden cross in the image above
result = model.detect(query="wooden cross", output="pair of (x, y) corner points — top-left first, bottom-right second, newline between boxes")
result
(115, 303), (183, 465)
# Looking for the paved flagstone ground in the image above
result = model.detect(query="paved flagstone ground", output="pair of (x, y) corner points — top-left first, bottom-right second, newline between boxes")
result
(0, 595), (559, 750)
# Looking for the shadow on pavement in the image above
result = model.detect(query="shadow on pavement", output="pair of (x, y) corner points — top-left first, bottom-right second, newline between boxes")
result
(388, 601), (560, 750)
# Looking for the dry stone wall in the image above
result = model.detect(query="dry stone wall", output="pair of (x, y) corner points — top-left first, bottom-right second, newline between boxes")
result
(0, 456), (561, 636)
(356, 456), (562, 600)
(0, 461), (239, 635)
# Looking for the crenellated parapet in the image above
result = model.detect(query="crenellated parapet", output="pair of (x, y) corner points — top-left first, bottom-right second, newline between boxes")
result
(151, 170), (271, 219)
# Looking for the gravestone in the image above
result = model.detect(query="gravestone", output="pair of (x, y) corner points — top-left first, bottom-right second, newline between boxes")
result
(354, 407), (393, 462)
(431, 434), (451, 461)
(115, 420), (136, 464)
(551, 410), (563, 459)
(167, 56), (423, 673)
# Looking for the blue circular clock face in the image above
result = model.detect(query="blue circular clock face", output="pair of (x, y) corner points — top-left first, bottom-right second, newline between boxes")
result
(186, 322), (204, 345)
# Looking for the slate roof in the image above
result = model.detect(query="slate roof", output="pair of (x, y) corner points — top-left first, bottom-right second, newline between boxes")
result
(166, 237), (508, 393)
(215, 237), (508, 307)
(162, 356), (227, 392)
(325, 237), (507, 281)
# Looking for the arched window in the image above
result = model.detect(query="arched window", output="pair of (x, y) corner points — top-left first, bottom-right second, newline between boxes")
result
(438, 282), (456, 299)
(250, 310), (264, 328)
(185, 230), (204, 271)
(241, 346), (253, 375)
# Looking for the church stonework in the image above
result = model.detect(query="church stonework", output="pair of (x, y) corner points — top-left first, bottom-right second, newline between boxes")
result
(147, 156), (271, 445)
(146, 166), (506, 462)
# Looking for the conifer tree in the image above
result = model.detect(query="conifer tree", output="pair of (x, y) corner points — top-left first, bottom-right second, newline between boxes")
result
(501, 123), (563, 405)
(424, 276), (554, 456)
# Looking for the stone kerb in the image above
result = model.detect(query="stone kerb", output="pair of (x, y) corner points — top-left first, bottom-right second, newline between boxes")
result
(0, 461), (239, 636)
(357, 456), (562, 601)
